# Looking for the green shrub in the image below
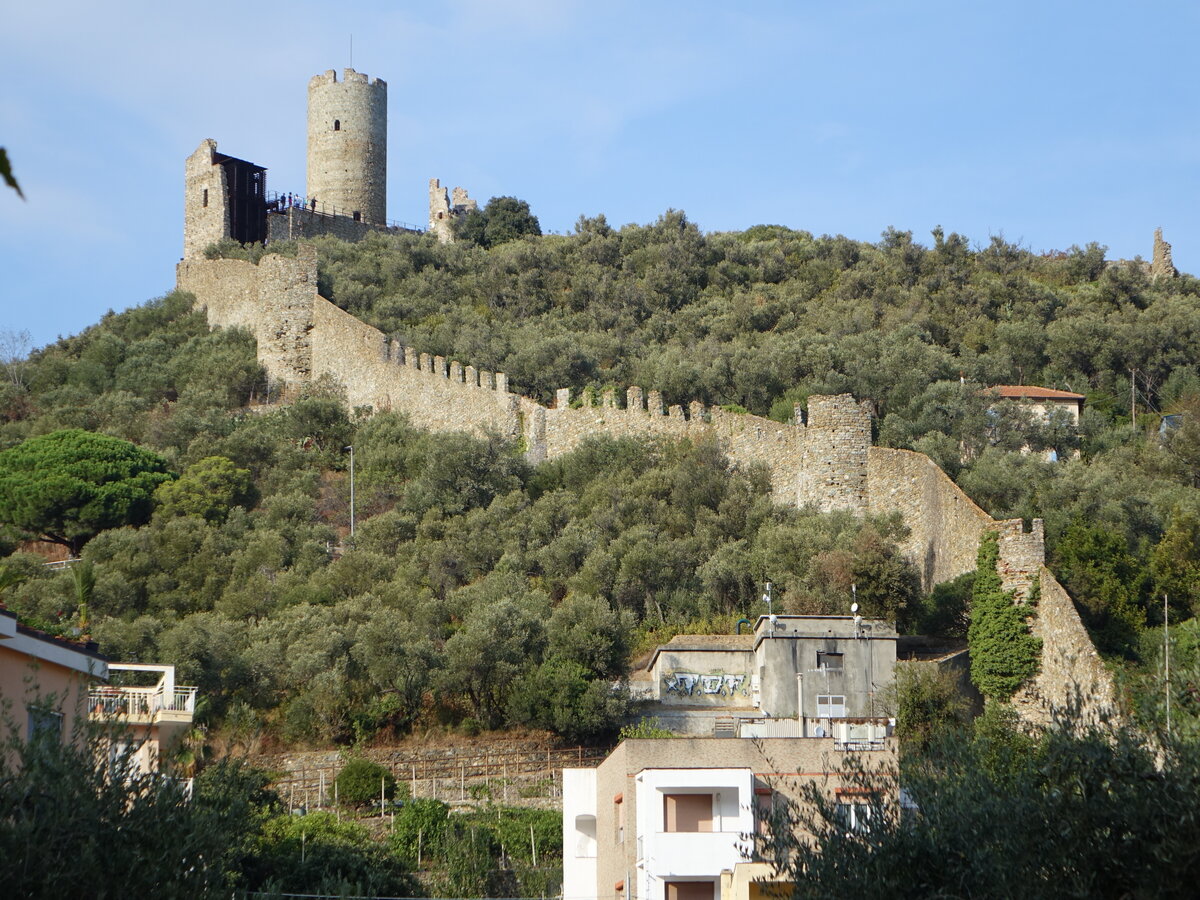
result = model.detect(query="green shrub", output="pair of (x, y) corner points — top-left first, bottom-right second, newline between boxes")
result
(618, 719), (675, 739)
(334, 757), (399, 808)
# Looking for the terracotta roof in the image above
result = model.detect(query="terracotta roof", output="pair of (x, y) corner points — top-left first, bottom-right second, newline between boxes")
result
(990, 385), (1086, 402)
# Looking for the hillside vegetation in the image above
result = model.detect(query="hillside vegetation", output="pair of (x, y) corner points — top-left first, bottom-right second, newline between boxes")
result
(5, 214), (1200, 743)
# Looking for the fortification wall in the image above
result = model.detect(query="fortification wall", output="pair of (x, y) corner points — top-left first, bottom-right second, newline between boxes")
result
(1012, 569), (1120, 727)
(176, 250), (316, 382)
(866, 447), (1044, 597)
(179, 247), (1116, 728)
(800, 396), (871, 512)
(266, 208), (383, 243)
(868, 448), (995, 588)
(540, 387), (804, 505)
(309, 299), (522, 439)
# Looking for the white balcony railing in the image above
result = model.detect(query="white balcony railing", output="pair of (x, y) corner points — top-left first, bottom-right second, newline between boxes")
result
(89, 684), (197, 719)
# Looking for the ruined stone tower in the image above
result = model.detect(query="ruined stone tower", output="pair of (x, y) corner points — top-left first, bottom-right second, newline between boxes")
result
(1152, 227), (1177, 281)
(799, 395), (872, 513)
(307, 69), (387, 225)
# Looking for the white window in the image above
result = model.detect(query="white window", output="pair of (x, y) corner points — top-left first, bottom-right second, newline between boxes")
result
(835, 800), (872, 833)
(26, 705), (62, 743)
(817, 695), (846, 718)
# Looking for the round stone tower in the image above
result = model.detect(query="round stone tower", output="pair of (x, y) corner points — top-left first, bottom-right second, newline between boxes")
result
(306, 68), (387, 225)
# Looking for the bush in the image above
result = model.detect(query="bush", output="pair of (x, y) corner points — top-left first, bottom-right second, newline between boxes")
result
(334, 757), (399, 809)
(968, 532), (1040, 699)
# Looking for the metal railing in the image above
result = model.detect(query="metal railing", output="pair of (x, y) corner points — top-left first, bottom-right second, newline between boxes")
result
(265, 191), (425, 233)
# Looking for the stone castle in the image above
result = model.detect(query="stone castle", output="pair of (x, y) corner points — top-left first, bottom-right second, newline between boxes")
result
(178, 69), (1121, 728)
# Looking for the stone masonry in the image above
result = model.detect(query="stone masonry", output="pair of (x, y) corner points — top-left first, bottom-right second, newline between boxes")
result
(183, 140), (230, 259)
(307, 69), (387, 226)
(1152, 227), (1177, 281)
(428, 178), (477, 243)
(178, 245), (1120, 728)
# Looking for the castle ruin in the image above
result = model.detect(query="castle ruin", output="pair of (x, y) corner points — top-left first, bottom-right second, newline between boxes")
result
(428, 179), (478, 243)
(183, 68), (419, 260)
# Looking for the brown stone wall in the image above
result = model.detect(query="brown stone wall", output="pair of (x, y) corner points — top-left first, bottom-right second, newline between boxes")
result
(183, 140), (230, 259)
(176, 249), (316, 384)
(542, 388), (804, 505)
(1012, 568), (1120, 727)
(309, 299), (523, 439)
(867, 448), (994, 588)
(799, 395), (871, 512)
(266, 207), (403, 243)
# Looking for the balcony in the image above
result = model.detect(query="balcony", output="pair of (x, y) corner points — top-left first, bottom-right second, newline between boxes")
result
(642, 831), (750, 878)
(89, 664), (196, 729)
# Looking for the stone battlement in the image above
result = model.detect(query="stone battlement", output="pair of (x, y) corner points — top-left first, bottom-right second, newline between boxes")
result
(308, 68), (386, 90)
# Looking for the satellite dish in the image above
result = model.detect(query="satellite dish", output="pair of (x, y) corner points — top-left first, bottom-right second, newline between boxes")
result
(850, 602), (859, 614)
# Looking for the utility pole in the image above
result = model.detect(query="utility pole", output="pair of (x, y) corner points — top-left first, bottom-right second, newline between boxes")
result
(1131, 368), (1137, 430)
(1165, 593), (1171, 739)
(344, 445), (355, 538)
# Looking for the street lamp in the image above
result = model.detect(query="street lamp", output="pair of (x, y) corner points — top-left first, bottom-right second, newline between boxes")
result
(344, 445), (355, 538)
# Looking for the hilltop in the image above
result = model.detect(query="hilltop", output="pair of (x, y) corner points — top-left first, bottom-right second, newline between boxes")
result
(3, 217), (1200, 746)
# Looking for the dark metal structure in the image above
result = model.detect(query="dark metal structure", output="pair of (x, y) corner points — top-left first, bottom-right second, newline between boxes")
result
(214, 152), (267, 245)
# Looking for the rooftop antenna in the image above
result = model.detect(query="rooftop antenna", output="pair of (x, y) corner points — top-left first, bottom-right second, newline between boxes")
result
(763, 581), (777, 635)
(350, 34), (353, 69)
(851, 584), (862, 638)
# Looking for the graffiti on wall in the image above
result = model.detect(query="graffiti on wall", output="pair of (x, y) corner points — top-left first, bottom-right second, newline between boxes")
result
(663, 672), (749, 699)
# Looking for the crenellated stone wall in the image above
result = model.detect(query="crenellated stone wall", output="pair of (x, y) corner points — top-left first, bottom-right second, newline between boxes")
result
(178, 247), (1117, 728)
(539, 387), (804, 505)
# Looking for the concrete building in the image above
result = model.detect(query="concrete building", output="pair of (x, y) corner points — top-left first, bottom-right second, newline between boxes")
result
(88, 663), (197, 778)
(562, 736), (896, 900)
(1, 608), (196, 778)
(633, 615), (896, 738)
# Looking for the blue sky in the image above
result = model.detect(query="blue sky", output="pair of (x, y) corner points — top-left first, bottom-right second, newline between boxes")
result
(2, 0), (1198, 348)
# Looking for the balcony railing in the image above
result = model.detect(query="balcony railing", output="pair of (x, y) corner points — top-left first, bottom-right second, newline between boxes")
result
(90, 685), (197, 719)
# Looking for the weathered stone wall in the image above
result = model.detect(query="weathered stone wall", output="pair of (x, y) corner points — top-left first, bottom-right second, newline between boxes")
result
(540, 387), (804, 505)
(428, 178), (476, 243)
(176, 248), (317, 382)
(309, 299), (523, 439)
(307, 69), (387, 225)
(266, 207), (395, 243)
(866, 447), (1045, 597)
(800, 396), (871, 512)
(428, 178), (453, 242)
(183, 140), (229, 259)
(868, 448), (994, 588)
(1012, 568), (1120, 727)
(179, 246), (1121, 728)
(1152, 226), (1177, 281)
